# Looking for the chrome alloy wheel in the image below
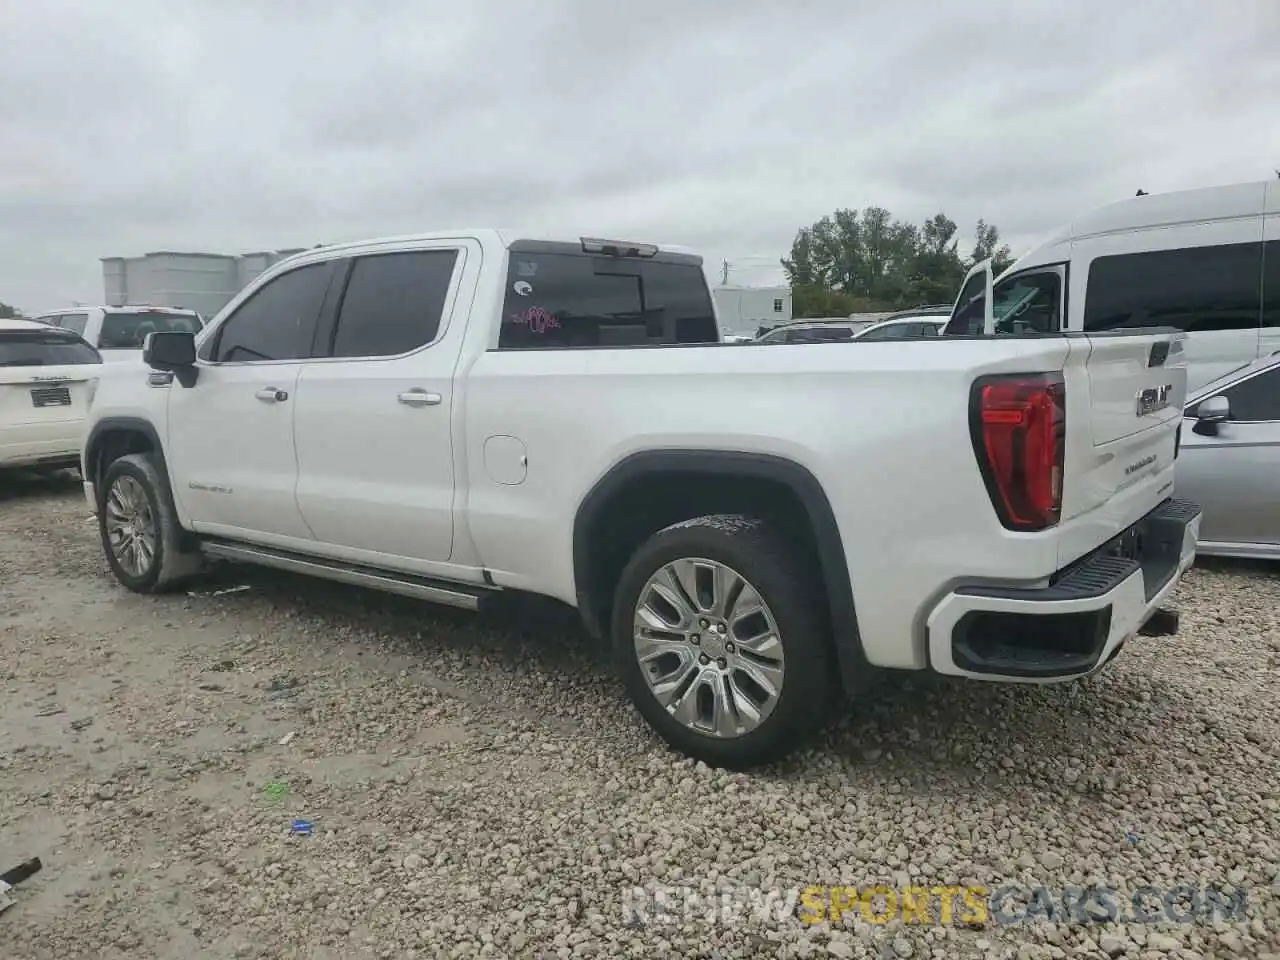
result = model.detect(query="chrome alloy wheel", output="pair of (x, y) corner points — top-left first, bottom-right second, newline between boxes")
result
(104, 475), (157, 577)
(633, 557), (786, 739)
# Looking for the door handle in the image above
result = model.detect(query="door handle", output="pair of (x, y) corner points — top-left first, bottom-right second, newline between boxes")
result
(255, 387), (289, 403)
(397, 389), (442, 407)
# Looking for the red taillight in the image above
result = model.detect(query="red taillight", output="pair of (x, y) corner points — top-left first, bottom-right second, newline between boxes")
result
(970, 373), (1065, 531)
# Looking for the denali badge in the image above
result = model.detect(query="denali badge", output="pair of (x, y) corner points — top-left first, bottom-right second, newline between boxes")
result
(1125, 454), (1158, 476)
(1135, 383), (1173, 417)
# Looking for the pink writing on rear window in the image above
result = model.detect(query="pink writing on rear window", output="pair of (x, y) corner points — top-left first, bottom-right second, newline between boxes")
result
(508, 307), (561, 335)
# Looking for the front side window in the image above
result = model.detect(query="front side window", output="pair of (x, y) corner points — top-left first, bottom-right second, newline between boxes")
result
(330, 249), (459, 358)
(0, 330), (101, 366)
(991, 271), (1062, 335)
(1085, 242), (1263, 333)
(210, 261), (334, 363)
(498, 251), (717, 349)
(944, 269), (1062, 336)
(98, 310), (201, 349)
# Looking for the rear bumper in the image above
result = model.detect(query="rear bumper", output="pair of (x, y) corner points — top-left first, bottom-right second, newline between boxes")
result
(0, 432), (84, 469)
(926, 498), (1201, 682)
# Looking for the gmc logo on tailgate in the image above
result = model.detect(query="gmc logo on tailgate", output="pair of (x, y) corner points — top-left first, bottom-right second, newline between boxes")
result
(1135, 384), (1173, 417)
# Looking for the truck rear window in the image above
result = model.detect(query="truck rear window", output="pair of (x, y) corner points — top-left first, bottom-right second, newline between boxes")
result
(99, 311), (202, 349)
(498, 251), (718, 349)
(0, 332), (102, 366)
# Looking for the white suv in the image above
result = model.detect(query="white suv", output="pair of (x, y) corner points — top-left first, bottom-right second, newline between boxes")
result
(1, 319), (102, 472)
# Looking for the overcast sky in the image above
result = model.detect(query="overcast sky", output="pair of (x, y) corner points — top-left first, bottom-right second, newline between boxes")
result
(1, 0), (1278, 311)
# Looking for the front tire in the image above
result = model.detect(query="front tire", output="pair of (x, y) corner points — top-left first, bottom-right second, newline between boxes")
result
(611, 514), (838, 769)
(98, 453), (204, 593)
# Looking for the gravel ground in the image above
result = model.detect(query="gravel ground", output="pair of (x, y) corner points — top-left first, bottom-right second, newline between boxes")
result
(2, 471), (1279, 960)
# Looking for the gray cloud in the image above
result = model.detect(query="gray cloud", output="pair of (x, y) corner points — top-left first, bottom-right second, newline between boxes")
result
(1, 0), (1277, 308)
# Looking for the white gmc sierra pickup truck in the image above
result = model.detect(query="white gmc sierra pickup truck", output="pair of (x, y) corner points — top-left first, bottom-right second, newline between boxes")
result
(81, 232), (1202, 768)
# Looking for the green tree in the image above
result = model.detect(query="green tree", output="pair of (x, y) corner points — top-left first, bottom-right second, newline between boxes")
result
(968, 219), (1014, 274)
(0, 301), (23, 319)
(781, 208), (1016, 317)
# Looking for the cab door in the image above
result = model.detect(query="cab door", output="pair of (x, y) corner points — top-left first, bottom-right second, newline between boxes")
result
(165, 259), (338, 543)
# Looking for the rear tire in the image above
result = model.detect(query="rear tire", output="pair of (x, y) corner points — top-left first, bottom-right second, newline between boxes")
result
(98, 453), (204, 593)
(611, 514), (838, 770)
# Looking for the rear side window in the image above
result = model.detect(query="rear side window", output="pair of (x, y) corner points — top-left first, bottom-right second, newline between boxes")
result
(330, 250), (459, 358)
(99, 310), (201, 349)
(0, 332), (101, 366)
(1084, 242), (1263, 333)
(498, 252), (717, 349)
(211, 262), (334, 363)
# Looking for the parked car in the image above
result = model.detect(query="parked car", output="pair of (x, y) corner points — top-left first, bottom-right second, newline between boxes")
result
(1, 318), (102, 473)
(849, 306), (950, 341)
(33, 305), (204, 362)
(943, 179), (1280, 391)
(754, 318), (875, 343)
(82, 230), (1199, 768)
(1175, 352), (1280, 560)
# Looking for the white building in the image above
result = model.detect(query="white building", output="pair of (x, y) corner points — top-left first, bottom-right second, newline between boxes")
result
(712, 284), (791, 337)
(101, 248), (309, 319)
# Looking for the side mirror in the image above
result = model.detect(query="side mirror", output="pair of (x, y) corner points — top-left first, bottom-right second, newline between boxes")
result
(143, 331), (198, 386)
(1192, 394), (1229, 435)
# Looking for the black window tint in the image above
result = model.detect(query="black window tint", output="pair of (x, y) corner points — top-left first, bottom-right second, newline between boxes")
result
(498, 253), (717, 349)
(0, 331), (101, 366)
(1084, 242), (1263, 333)
(919, 321), (941, 335)
(1265, 239), (1280, 329)
(213, 262), (333, 363)
(1218, 368), (1280, 422)
(331, 250), (459, 358)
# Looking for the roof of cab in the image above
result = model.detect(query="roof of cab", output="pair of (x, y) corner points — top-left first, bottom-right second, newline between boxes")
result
(270, 230), (698, 267)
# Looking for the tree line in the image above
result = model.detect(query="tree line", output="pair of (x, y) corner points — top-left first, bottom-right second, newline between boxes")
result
(781, 207), (1016, 318)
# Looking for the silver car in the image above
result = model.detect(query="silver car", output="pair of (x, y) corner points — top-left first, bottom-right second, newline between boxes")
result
(1176, 353), (1280, 560)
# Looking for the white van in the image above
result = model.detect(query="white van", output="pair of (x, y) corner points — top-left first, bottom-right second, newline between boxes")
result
(944, 179), (1280, 391)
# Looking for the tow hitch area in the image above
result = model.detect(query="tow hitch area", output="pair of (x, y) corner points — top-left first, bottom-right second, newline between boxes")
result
(1138, 606), (1180, 638)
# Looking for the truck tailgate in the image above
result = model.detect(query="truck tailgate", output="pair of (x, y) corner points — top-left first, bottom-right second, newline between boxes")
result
(1059, 330), (1187, 536)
